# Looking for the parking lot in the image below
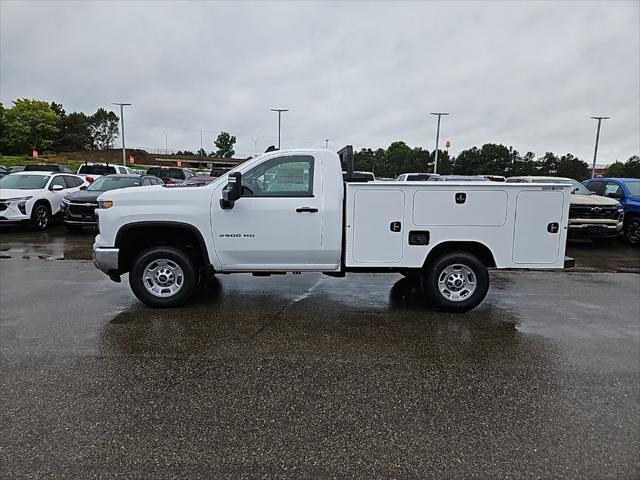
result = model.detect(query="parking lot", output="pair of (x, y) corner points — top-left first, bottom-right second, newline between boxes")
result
(1, 225), (639, 479)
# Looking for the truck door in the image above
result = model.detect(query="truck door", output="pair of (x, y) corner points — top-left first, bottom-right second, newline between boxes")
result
(211, 154), (323, 269)
(513, 189), (566, 264)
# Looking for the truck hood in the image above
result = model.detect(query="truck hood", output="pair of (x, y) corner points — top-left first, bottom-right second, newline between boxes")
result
(0, 188), (42, 200)
(64, 190), (102, 202)
(96, 182), (220, 204)
(570, 194), (619, 206)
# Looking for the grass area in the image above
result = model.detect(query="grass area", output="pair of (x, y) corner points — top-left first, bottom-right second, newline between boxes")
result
(0, 156), (83, 172)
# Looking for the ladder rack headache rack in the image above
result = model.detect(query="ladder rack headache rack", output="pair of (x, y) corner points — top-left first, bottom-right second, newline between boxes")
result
(338, 145), (369, 182)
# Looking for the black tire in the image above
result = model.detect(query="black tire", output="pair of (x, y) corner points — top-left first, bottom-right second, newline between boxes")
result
(591, 236), (617, 246)
(624, 218), (640, 246)
(30, 203), (51, 231)
(66, 224), (84, 233)
(421, 252), (490, 312)
(129, 246), (198, 308)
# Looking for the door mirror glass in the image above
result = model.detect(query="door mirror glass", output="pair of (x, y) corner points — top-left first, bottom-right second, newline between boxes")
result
(220, 172), (242, 209)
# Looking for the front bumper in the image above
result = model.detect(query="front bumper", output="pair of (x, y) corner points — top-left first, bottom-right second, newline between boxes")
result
(92, 244), (120, 278)
(568, 220), (623, 238)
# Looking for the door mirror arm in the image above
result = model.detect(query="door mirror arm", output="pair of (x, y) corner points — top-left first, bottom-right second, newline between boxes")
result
(220, 172), (242, 209)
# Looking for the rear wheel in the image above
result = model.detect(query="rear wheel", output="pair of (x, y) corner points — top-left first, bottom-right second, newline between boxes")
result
(625, 218), (640, 246)
(421, 252), (490, 312)
(129, 246), (197, 308)
(30, 204), (51, 231)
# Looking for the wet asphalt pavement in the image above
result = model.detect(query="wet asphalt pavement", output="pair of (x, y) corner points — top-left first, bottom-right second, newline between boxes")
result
(1, 225), (639, 479)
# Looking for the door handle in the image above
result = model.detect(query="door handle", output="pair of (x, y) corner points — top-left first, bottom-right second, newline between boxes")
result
(296, 207), (318, 213)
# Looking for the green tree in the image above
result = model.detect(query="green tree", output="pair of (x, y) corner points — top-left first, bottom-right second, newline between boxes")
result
(89, 108), (119, 150)
(0, 102), (6, 153)
(197, 148), (207, 157)
(2, 99), (60, 154)
(556, 153), (589, 180)
(605, 161), (626, 177)
(214, 131), (236, 158)
(624, 155), (640, 178)
(57, 112), (92, 151)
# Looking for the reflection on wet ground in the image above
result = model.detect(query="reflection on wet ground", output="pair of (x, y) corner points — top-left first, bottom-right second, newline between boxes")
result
(1, 226), (639, 478)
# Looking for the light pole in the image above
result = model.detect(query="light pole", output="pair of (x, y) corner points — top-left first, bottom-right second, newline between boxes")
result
(324, 139), (329, 149)
(590, 116), (611, 178)
(164, 131), (168, 154)
(270, 108), (289, 149)
(112, 103), (131, 166)
(430, 112), (449, 174)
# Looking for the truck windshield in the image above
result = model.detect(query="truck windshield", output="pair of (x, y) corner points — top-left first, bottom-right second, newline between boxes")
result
(88, 176), (141, 191)
(0, 174), (49, 190)
(623, 180), (640, 196)
(78, 165), (117, 175)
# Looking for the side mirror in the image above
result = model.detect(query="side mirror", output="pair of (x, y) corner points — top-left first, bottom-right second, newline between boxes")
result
(609, 191), (623, 200)
(51, 184), (64, 191)
(80, 185), (87, 190)
(220, 172), (242, 209)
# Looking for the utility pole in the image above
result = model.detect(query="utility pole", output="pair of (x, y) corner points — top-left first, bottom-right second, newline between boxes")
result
(590, 116), (611, 178)
(164, 131), (168, 154)
(112, 103), (131, 166)
(270, 108), (289, 149)
(200, 130), (203, 157)
(324, 139), (329, 149)
(430, 112), (449, 174)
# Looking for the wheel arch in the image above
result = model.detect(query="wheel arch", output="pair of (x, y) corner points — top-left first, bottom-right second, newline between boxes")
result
(423, 241), (497, 269)
(115, 221), (210, 274)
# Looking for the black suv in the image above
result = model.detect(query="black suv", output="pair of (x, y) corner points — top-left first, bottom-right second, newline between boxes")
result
(24, 164), (73, 173)
(61, 174), (163, 232)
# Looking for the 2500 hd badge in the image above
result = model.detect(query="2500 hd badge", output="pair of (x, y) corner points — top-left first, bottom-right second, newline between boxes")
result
(219, 233), (255, 238)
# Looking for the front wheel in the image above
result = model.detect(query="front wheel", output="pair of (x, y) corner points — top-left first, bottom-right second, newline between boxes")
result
(421, 252), (490, 312)
(625, 218), (640, 246)
(30, 204), (51, 231)
(129, 246), (197, 308)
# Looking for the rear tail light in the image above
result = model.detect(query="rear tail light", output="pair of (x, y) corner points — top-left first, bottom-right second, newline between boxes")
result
(87, 176), (95, 183)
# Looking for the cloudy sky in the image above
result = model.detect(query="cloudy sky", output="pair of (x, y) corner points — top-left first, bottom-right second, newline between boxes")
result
(1, 1), (638, 162)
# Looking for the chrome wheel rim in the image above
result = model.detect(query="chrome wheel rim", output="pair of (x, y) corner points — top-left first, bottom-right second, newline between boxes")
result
(35, 207), (49, 229)
(143, 259), (184, 298)
(438, 264), (477, 302)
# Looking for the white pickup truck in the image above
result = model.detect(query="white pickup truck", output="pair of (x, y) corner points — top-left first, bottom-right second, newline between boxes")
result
(92, 146), (573, 312)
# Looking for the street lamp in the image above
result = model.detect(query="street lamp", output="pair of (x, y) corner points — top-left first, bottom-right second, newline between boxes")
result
(112, 102), (131, 166)
(430, 112), (449, 174)
(590, 116), (611, 178)
(270, 108), (289, 149)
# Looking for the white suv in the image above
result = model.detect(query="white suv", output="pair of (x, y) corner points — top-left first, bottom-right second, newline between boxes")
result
(77, 163), (134, 184)
(0, 171), (85, 230)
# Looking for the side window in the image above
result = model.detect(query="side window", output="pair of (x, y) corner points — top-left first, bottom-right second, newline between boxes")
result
(603, 182), (623, 198)
(587, 181), (605, 195)
(63, 175), (79, 188)
(50, 176), (66, 189)
(141, 178), (150, 186)
(241, 155), (314, 197)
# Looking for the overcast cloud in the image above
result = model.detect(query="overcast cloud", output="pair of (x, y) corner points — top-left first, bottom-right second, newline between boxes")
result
(1, 0), (638, 162)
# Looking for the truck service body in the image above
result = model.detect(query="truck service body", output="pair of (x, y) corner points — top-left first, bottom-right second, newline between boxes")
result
(93, 147), (572, 311)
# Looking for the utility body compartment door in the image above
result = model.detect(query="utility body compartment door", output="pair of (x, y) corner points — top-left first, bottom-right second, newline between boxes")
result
(347, 188), (405, 264)
(513, 189), (566, 264)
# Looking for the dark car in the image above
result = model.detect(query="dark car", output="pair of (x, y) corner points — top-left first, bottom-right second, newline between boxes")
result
(24, 163), (73, 173)
(60, 174), (163, 232)
(146, 166), (194, 184)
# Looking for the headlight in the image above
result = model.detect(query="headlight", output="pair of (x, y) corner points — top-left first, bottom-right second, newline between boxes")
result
(98, 200), (113, 209)
(0, 196), (33, 203)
